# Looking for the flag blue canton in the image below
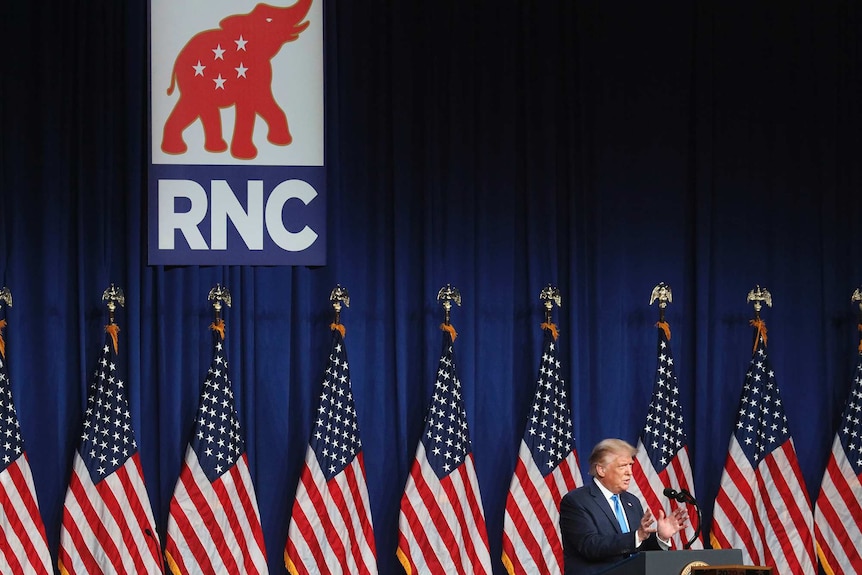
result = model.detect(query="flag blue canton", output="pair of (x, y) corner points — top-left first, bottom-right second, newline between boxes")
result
(524, 331), (574, 476)
(79, 334), (137, 481)
(734, 335), (791, 466)
(838, 352), (862, 475)
(422, 333), (472, 478)
(310, 330), (362, 481)
(191, 333), (244, 482)
(0, 356), (24, 473)
(642, 327), (687, 471)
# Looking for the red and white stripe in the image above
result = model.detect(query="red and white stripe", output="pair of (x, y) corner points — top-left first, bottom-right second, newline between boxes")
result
(629, 439), (703, 550)
(0, 454), (52, 575)
(285, 448), (378, 575)
(711, 436), (817, 575)
(59, 452), (163, 575)
(814, 436), (862, 574)
(165, 447), (268, 575)
(501, 444), (581, 575)
(397, 443), (492, 575)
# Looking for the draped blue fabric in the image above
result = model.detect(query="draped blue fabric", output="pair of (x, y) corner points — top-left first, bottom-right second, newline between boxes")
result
(1, 2), (860, 574)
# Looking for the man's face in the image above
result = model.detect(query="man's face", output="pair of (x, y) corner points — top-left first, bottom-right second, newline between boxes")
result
(595, 451), (634, 494)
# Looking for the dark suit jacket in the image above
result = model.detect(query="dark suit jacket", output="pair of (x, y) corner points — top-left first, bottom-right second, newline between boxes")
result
(559, 481), (662, 575)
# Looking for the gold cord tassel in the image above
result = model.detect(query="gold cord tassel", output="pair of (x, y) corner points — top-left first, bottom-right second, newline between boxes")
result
(210, 318), (226, 340)
(541, 322), (559, 341)
(331, 322), (346, 338)
(749, 318), (768, 352)
(440, 323), (457, 342)
(105, 323), (120, 354)
(656, 320), (671, 341)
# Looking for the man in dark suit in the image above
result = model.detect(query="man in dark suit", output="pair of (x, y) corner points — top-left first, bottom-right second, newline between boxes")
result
(559, 438), (688, 575)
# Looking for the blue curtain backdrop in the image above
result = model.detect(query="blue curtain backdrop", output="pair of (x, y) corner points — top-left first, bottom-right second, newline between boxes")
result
(2, 1), (860, 574)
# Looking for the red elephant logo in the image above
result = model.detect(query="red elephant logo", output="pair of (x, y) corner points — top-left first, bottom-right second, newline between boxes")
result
(161, 0), (313, 160)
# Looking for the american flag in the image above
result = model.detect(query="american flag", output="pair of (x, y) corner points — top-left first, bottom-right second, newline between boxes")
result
(165, 321), (269, 575)
(628, 321), (702, 549)
(397, 327), (493, 575)
(285, 325), (378, 574)
(711, 322), (817, 575)
(502, 324), (583, 575)
(0, 319), (53, 575)
(59, 324), (164, 574)
(814, 324), (862, 574)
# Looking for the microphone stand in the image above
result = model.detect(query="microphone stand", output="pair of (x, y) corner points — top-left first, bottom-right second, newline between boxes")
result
(679, 489), (702, 550)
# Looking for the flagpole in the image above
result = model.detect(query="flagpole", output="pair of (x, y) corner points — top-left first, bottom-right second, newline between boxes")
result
(852, 288), (862, 321)
(102, 284), (125, 326)
(649, 282), (671, 324)
(59, 285), (165, 574)
(330, 284), (350, 326)
(746, 285), (772, 321)
(398, 284), (493, 574)
(650, 281), (673, 343)
(539, 284), (561, 343)
(102, 284), (124, 358)
(437, 284), (461, 327)
(746, 285), (772, 351)
(853, 288), (862, 353)
(286, 282), (379, 574)
(0, 293), (55, 573)
(167, 281), (269, 573)
(649, 282), (702, 549)
(208, 283), (232, 323)
(0, 287), (10, 358)
(103, 284), (166, 573)
(539, 284), (561, 326)
(712, 285), (816, 571)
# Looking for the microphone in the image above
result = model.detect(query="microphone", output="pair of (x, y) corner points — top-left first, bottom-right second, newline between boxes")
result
(662, 486), (702, 549)
(662, 487), (685, 502)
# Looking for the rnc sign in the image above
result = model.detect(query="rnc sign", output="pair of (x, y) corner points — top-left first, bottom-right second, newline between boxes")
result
(148, 0), (325, 265)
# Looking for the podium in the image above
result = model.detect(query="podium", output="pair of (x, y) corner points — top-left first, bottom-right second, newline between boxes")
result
(597, 549), (744, 575)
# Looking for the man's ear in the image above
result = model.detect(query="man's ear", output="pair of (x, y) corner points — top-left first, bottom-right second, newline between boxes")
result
(595, 464), (605, 478)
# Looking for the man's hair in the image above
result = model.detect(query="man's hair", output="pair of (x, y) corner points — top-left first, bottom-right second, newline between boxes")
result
(588, 438), (637, 477)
